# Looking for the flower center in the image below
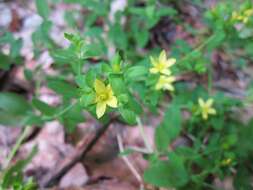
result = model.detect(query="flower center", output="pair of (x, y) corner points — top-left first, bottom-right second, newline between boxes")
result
(98, 93), (108, 101)
(157, 63), (165, 71)
(202, 106), (210, 114)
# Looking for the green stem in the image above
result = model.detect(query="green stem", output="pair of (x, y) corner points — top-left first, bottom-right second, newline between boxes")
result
(3, 125), (30, 169)
(178, 34), (217, 64)
(54, 101), (77, 118)
(42, 101), (77, 121)
(178, 34), (217, 93)
(207, 52), (213, 93)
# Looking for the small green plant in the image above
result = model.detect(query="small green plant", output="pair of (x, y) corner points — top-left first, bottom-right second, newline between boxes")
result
(0, 147), (38, 190)
(0, 0), (253, 189)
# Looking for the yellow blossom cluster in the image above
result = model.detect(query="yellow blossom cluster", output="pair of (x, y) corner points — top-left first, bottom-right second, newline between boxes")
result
(149, 50), (176, 91)
(231, 8), (253, 24)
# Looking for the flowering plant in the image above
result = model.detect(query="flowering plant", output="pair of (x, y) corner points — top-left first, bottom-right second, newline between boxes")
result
(0, 0), (253, 189)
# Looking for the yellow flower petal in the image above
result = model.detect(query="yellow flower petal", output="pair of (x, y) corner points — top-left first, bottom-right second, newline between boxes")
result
(150, 56), (157, 66)
(243, 17), (248, 23)
(202, 113), (208, 120)
(96, 102), (107, 118)
(106, 96), (117, 108)
(106, 84), (113, 96)
(165, 58), (176, 68)
(164, 84), (174, 91)
(245, 9), (253, 16)
(155, 75), (175, 91)
(198, 98), (216, 120)
(208, 108), (216, 115)
(206, 98), (214, 107)
(166, 76), (176, 83)
(198, 98), (205, 107)
(161, 69), (171, 75)
(159, 50), (167, 63)
(94, 79), (106, 93)
(150, 67), (159, 74)
(155, 83), (162, 90)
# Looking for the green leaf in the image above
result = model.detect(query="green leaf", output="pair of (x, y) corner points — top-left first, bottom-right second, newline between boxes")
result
(80, 93), (95, 107)
(32, 98), (56, 116)
(135, 29), (149, 47)
(85, 43), (105, 57)
(10, 38), (22, 58)
(0, 32), (13, 44)
(161, 104), (181, 139)
(24, 68), (33, 81)
(0, 93), (31, 115)
(157, 7), (177, 17)
(155, 126), (170, 151)
(75, 75), (86, 87)
(0, 53), (11, 70)
(85, 69), (96, 87)
(155, 104), (181, 151)
(0, 93), (34, 126)
(25, 114), (44, 126)
(144, 153), (188, 188)
(207, 31), (225, 51)
(127, 96), (143, 114)
(61, 104), (85, 133)
(109, 73), (127, 95)
(32, 21), (53, 49)
(109, 23), (128, 50)
(0, 111), (27, 126)
(51, 48), (76, 65)
(64, 33), (75, 42)
(35, 0), (50, 19)
(234, 167), (252, 190)
(125, 65), (148, 79)
(118, 94), (129, 105)
(119, 107), (137, 125)
(110, 52), (122, 73)
(47, 79), (79, 98)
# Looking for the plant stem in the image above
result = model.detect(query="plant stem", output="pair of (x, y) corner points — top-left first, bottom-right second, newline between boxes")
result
(178, 34), (217, 64)
(42, 101), (77, 121)
(207, 52), (213, 93)
(136, 117), (153, 153)
(54, 101), (77, 118)
(3, 125), (30, 169)
(117, 134), (143, 189)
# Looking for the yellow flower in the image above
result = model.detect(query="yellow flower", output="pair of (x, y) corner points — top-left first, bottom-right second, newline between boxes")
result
(221, 158), (232, 166)
(149, 50), (176, 75)
(94, 79), (117, 118)
(243, 8), (253, 23)
(198, 98), (216, 120)
(155, 75), (176, 91)
(232, 8), (253, 24)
